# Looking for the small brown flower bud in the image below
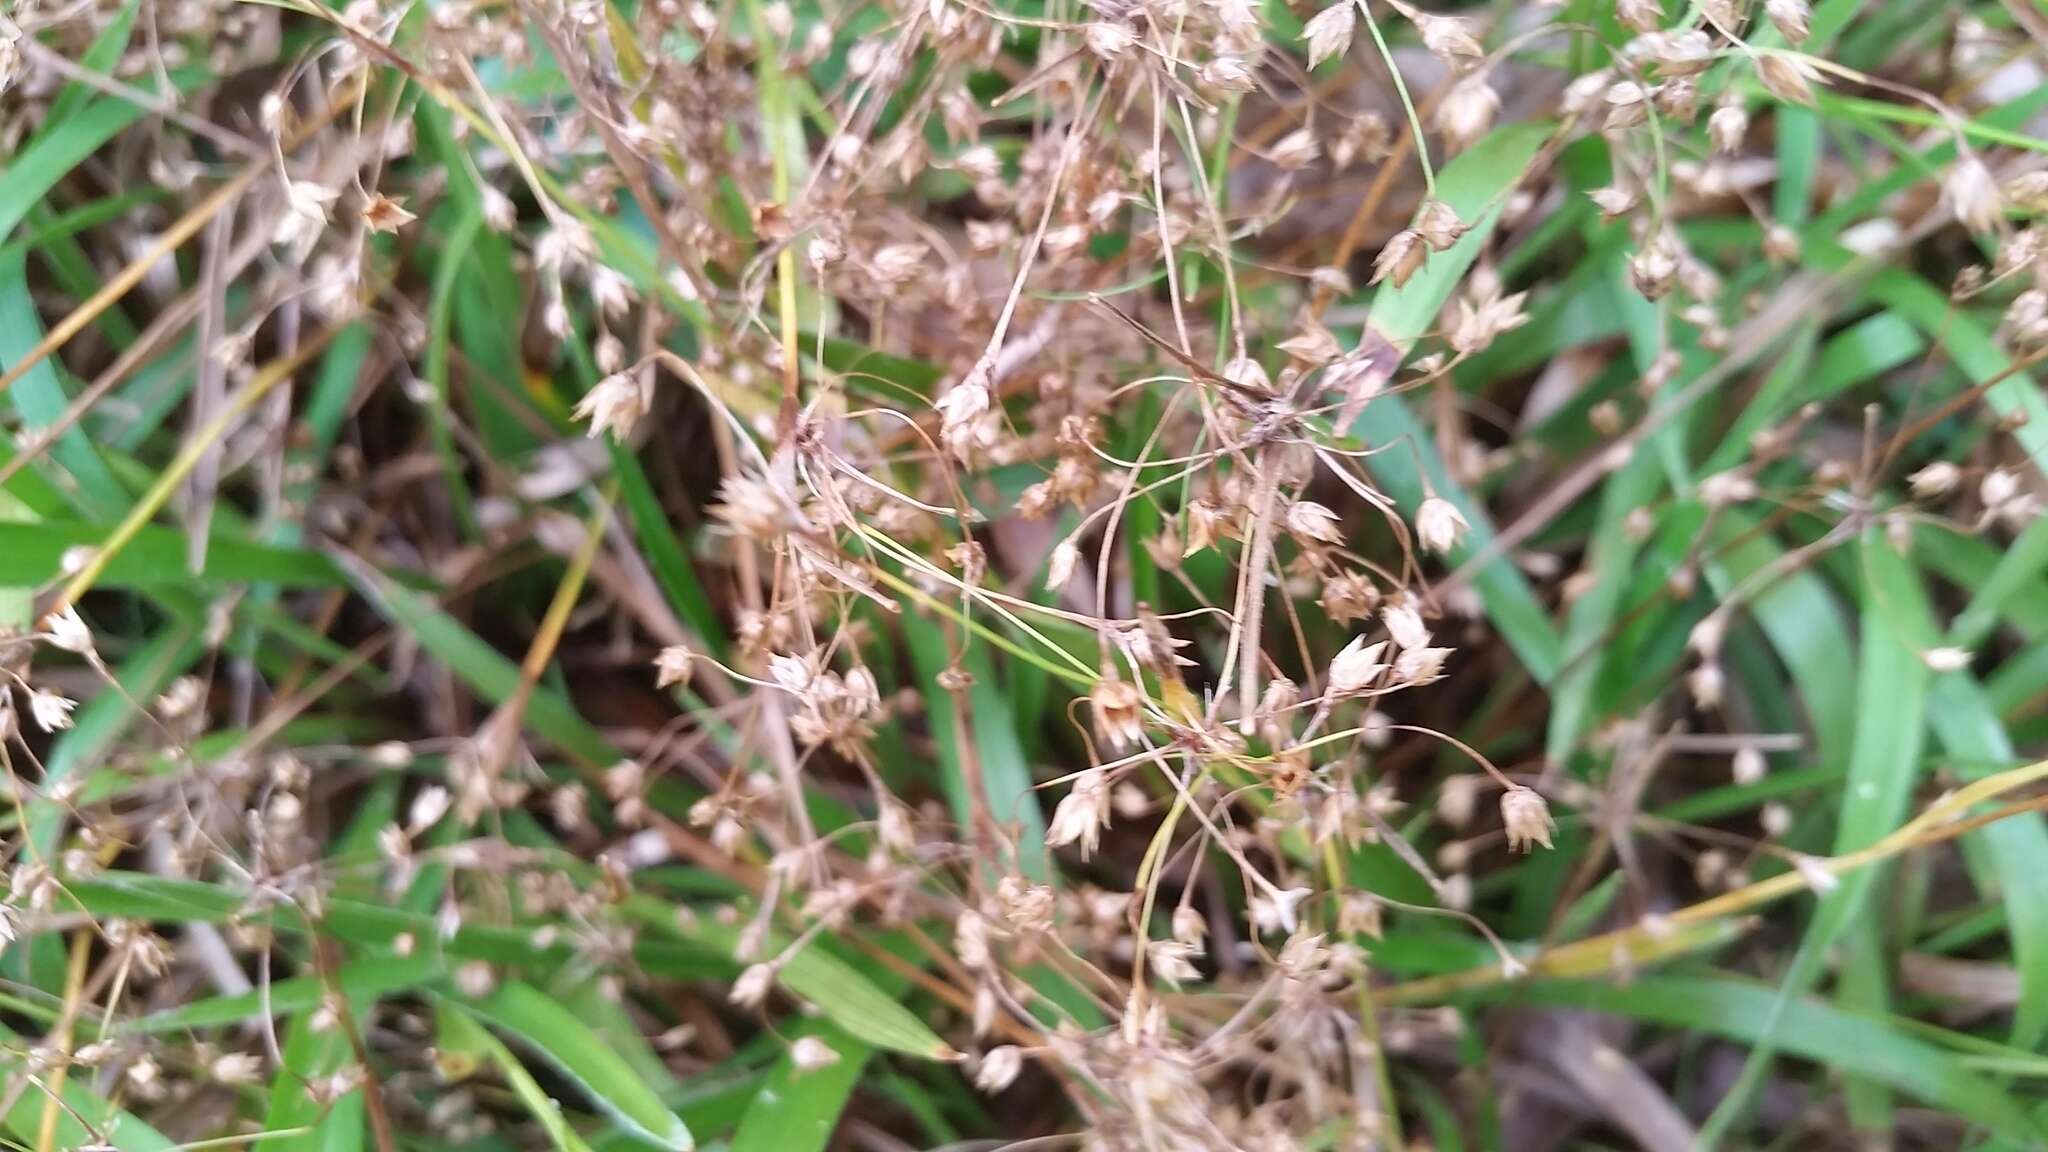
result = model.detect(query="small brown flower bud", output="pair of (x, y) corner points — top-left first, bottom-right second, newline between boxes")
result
(1499, 786), (1554, 852)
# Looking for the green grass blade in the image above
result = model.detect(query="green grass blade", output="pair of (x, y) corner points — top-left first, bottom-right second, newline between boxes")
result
(0, 248), (129, 517)
(1450, 977), (2041, 1142)
(729, 1024), (871, 1152)
(341, 561), (617, 766)
(903, 612), (1050, 881)
(1925, 672), (2048, 1048)
(454, 981), (693, 1150)
(440, 1001), (598, 1152)
(632, 898), (955, 1061)
(1697, 531), (1934, 1145)
(613, 441), (728, 659)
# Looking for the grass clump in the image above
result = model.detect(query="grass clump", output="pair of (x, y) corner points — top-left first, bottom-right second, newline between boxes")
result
(1, 0), (2048, 1148)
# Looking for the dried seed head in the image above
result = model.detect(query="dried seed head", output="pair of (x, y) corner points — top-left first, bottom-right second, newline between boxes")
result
(1699, 469), (1758, 507)
(1921, 646), (1973, 672)
(1090, 677), (1145, 750)
(1277, 321), (1342, 365)
(1588, 183), (1640, 219)
(1792, 853), (1839, 893)
(361, 193), (416, 234)
(1285, 500), (1344, 544)
(407, 785), (452, 834)
(454, 961), (496, 998)
(1909, 461), (1960, 498)
(1435, 75), (1500, 152)
(1654, 77), (1700, 122)
(1414, 199), (1469, 251)
(1327, 636), (1389, 695)
(936, 372), (998, 464)
(1268, 127), (1322, 171)
(1201, 55), (1259, 92)
(1629, 231), (1680, 299)
(1709, 101), (1749, 153)
(211, 1051), (265, 1084)
(1411, 10), (1482, 58)
(1302, 2), (1356, 69)
(1756, 53), (1821, 105)
(1416, 496), (1469, 554)
(1604, 80), (1651, 130)
(1046, 768), (1112, 858)
(1372, 229), (1428, 287)
(1045, 538), (1081, 590)
(790, 1036), (841, 1071)
(1395, 645), (1453, 684)
(1562, 69), (1613, 117)
(1148, 939), (1202, 985)
(29, 689), (75, 732)
(1652, 28), (1715, 75)
(1332, 115), (1392, 171)
(1382, 595), (1431, 650)
(1981, 467), (2022, 510)
(39, 604), (92, 655)
(731, 963), (777, 1008)
(1224, 355), (1273, 394)
(974, 1046), (1023, 1093)
(573, 371), (653, 441)
(1251, 885), (1314, 934)
(1688, 611), (1727, 658)
(274, 180), (338, 253)
(1499, 786), (1554, 852)
(654, 646), (694, 689)
(2003, 288), (2048, 348)
(1085, 20), (1136, 59)
(2005, 171), (2048, 212)
(1319, 571), (1380, 624)
(1762, 224), (1801, 263)
(1616, 0), (1664, 33)
(481, 185), (518, 232)
(1688, 660), (1724, 709)
(1765, 0), (1811, 42)
(1947, 155), (2004, 233)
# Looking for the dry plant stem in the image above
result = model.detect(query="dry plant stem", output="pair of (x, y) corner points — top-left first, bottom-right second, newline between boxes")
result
(35, 930), (91, 1152)
(0, 224), (269, 488)
(310, 933), (399, 1152)
(185, 206), (233, 574)
(942, 622), (1000, 872)
(738, 0), (805, 435)
(1883, 342), (2048, 469)
(57, 324), (342, 607)
(975, 79), (1099, 376)
(1999, 0), (2048, 50)
(1385, 761), (2048, 1005)
(14, 35), (261, 157)
(1306, 88), (1438, 317)
(1230, 461), (1281, 733)
(1148, 73), (1193, 354)
(703, 368), (818, 856)
(1321, 840), (1398, 1138)
(526, 6), (708, 293)
(1439, 276), (1817, 596)
(1129, 773), (1192, 1022)
(484, 495), (613, 778)
(0, 77), (364, 401)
